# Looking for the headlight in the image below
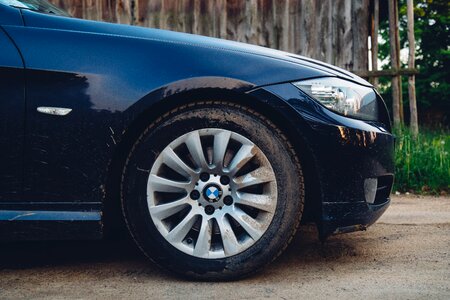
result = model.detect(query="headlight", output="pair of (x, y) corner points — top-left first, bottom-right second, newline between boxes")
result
(293, 77), (378, 121)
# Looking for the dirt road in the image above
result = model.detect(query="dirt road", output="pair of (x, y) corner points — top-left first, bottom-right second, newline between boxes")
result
(1, 195), (449, 299)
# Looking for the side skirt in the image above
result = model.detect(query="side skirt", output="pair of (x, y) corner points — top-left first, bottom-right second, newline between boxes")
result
(0, 204), (103, 241)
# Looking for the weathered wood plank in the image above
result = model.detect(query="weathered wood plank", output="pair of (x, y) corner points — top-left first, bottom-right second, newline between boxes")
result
(352, 0), (369, 71)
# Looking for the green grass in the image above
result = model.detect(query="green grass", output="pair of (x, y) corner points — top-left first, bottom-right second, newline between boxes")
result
(394, 127), (450, 194)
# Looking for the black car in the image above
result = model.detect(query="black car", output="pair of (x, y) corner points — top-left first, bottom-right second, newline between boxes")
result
(0, 0), (394, 280)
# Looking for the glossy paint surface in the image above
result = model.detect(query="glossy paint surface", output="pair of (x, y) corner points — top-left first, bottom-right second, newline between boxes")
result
(0, 4), (23, 26)
(3, 9), (342, 205)
(0, 5), (394, 240)
(0, 28), (24, 202)
(250, 83), (394, 237)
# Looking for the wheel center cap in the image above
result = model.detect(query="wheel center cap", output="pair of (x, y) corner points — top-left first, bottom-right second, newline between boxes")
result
(203, 184), (222, 202)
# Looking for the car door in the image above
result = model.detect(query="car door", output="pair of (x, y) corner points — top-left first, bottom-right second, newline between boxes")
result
(0, 27), (25, 202)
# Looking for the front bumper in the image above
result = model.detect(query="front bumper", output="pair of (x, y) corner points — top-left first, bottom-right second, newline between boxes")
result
(304, 107), (394, 238)
(322, 199), (390, 237)
(249, 81), (394, 239)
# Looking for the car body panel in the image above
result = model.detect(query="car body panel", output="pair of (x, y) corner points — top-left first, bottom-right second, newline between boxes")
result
(2, 10), (336, 205)
(249, 83), (394, 238)
(0, 4), (393, 241)
(0, 27), (25, 202)
(20, 10), (372, 87)
(0, 4), (23, 26)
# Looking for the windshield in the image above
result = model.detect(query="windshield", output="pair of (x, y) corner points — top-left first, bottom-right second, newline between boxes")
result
(0, 0), (70, 16)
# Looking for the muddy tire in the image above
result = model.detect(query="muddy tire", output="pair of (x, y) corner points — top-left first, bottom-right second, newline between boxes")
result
(121, 101), (304, 280)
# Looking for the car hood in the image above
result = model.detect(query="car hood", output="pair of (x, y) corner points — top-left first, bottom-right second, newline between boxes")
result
(21, 10), (372, 87)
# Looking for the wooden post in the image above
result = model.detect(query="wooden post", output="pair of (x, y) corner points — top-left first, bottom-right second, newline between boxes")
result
(407, 0), (418, 136)
(388, 0), (403, 126)
(395, 0), (404, 123)
(371, 0), (379, 88)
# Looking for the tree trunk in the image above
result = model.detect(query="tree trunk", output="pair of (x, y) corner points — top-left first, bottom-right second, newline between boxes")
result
(407, 0), (418, 136)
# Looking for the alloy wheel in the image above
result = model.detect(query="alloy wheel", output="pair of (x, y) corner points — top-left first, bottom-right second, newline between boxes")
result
(147, 128), (277, 258)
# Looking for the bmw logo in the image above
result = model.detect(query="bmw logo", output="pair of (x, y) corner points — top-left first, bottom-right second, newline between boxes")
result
(203, 184), (222, 202)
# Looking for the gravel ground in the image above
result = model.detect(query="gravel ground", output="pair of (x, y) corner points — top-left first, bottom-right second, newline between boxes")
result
(0, 195), (449, 299)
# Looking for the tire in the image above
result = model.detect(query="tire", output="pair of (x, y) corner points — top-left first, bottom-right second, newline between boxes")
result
(121, 101), (304, 280)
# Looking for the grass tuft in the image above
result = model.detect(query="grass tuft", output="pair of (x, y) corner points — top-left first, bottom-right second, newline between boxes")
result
(394, 127), (450, 194)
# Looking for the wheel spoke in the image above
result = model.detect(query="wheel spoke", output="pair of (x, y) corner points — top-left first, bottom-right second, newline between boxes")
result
(166, 211), (197, 244)
(217, 215), (241, 256)
(213, 131), (231, 168)
(148, 174), (190, 193)
(162, 147), (196, 178)
(193, 217), (212, 257)
(185, 131), (208, 169)
(147, 128), (278, 259)
(234, 167), (276, 189)
(149, 197), (190, 220)
(228, 208), (264, 241)
(236, 192), (276, 213)
(227, 144), (255, 175)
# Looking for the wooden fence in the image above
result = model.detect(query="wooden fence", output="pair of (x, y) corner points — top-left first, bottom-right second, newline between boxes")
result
(49, 0), (370, 72)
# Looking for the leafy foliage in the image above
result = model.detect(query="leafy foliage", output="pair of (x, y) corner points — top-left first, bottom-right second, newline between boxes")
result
(378, 0), (450, 126)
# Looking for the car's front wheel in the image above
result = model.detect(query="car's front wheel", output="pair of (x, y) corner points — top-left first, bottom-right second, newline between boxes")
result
(121, 101), (304, 280)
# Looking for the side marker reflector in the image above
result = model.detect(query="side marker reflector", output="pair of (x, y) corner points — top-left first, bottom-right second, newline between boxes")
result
(37, 107), (72, 116)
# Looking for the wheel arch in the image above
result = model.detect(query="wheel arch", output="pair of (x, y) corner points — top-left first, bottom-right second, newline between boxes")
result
(103, 86), (322, 235)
